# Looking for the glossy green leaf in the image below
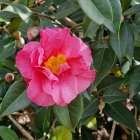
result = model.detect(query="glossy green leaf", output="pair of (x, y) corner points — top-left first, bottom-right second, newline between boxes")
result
(52, 95), (83, 132)
(104, 101), (137, 134)
(125, 24), (134, 62)
(34, 107), (51, 134)
(0, 11), (18, 20)
(120, 0), (132, 11)
(0, 126), (19, 140)
(82, 16), (99, 39)
(11, 3), (32, 22)
(123, 4), (140, 16)
(109, 0), (122, 32)
(0, 38), (16, 60)
(128, 65), (140, 97)
(0, 79), (31, 117)
(56, 1), (80, 19)
(110, 22), (128, 63)
(93, 48), (117, 87)
(103, 88), (128, 103)
(82, 97), (100, 119)
(77, 0), (115, 32)
(97, 75), (122, 91)
(133, 93), (140, 110)
(39, 17), (54, 29)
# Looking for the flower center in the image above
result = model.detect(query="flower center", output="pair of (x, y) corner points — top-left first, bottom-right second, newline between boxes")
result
(44, 54), (66, 75)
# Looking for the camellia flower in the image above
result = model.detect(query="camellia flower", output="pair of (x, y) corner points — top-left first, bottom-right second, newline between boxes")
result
(16, 28), (96, 107)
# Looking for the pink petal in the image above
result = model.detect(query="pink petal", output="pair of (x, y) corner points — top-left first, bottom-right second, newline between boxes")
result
(27, 73), (55, 106)
(37, 66), (59, 81)
(42, 79), (65, 106)
(76, 70), (96, 93)
(59, 71), (78, 104)
(58, 63), (70, 75)
(30, 47), (45, 66)
(67, 57), (89, 75)
(64, 35), (80, 58)
(79, 41), (92, 67)
(40, 28), (69, 51)
(16, 42), (40, 79)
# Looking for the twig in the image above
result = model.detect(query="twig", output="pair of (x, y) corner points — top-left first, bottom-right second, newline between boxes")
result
(33, 11), (64, 28)
(109, 121), (117, 140)
(49, 119), (56, 134)
(29, 0), (47, 8)
(48, 6), (78, 28)
(131, 106), (138, 140)
(8, 114), (34, 140)
(38, 135), (47, 140)
(12, 0), (20, 4)
(0, 2), (9, 6)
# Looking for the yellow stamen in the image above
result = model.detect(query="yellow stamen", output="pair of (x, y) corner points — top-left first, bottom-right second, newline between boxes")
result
(44, 54), (66, 75)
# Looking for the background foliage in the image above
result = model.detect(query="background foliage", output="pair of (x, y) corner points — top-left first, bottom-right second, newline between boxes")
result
(0, 0), (140, 139)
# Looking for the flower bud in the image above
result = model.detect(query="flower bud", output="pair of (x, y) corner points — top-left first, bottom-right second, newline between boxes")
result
(5, 73), (14, 83)
(12, 31), (21, 40)
(16, 37), (25, 48)
(27, 26), (39, 40)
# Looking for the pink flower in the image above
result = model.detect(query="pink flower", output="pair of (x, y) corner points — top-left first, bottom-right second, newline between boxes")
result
(16, 28), (96, 107)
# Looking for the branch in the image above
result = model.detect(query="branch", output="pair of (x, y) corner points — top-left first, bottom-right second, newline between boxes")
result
(109, 121), (117, 140)
(29, 0), (47, 8)
(8, 114), (34, 140)
(33, 11), (64, 28)
(48, 6), (78, 28)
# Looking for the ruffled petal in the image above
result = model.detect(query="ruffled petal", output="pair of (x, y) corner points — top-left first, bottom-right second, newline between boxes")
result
(79, 41), (92, 67)
(30, 47), (45, 66)
(64, 35), (80, 58)
(76, 70), (96, 93)
(59, 71), (78, 104)
(42, 79), (65, 106)
(27, 73), (55, 106)
(16, 42), (40, 79)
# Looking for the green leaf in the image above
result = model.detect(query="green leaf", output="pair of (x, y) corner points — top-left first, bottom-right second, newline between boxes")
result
(0, 126), (19, 140)
(0, 79), (31, 117)
(125, 24), (134, 62)
(133, 93), (140, 110)
(128, 66), (140, 97)
(50, 126), (72, 140)
(120, 0), (132, 11)
(11, 3), (32, 22)
(93, 48), (117, 87)
(0, 0), (10, 2)
(82, 16), (99, 39)
(56, 1), (80, 19)
(123, 4), (140, 16)
(39, 17), (54, 29)
(82, 97), (100, 119)
(134, 47), (140, 61)
(52, 95), (83, 132)
(0, 38), (16, 60)
(34, 107), (51, 134)
(104, 101), (137, 134)
(77, 0), (115, 32)
(110, 22), (128, 63)
(0, 11), (18, 20)
(109, 0), (122, 32)
(97, 75), (122, 91)
(103, 88), (128, 103)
